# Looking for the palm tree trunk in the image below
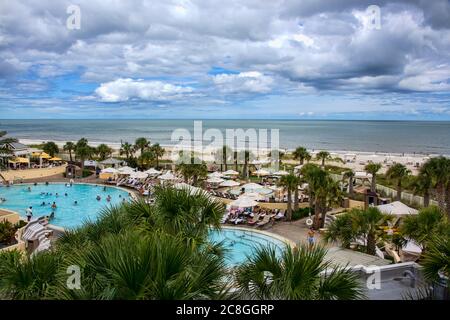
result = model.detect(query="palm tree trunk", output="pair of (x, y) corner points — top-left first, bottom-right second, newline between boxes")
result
(320, 201), (327, 228)
(371, 176), (376, 193)
(349, 177), (354, 197)
(286, 190), (292, 221)
(396, 182), (402, 201)
(367, 233), (376, 255)
(423, 190), (430, 207)
(445, 185), (450, 219)
(69, 151), (73, 162)
(294, 187), (299, 211)
(321, 159), (325, 167)
(313, 200), (321, 230)
(437, 183), (446, 213)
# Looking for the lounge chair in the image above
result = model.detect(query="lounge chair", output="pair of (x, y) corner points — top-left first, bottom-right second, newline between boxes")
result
(247, 214), (261, 226)
(274, 210), (285, 220)
(257, 214), (275, 228)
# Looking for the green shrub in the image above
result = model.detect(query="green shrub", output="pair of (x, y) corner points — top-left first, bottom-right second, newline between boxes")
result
(82, 169), (92, 178)
(292, 207), (311, 221)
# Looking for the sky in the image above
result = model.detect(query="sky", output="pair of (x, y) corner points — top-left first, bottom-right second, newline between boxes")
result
(1, 0), (450, 120)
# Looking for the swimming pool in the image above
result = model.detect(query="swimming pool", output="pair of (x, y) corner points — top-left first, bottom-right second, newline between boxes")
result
(208, 228), (288, 266)
(0, 183), (131, 229)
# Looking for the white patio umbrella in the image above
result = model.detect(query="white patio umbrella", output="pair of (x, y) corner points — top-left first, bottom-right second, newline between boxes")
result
(101, 167), (118, 174)
(208, 171), (223, 178)
(207, 177), (224, 184)
(130, 171), (148, 179)
(229, 196), (259, 208)
(222, 170), (239, 176)
(144, 168), (161, 176)
(272, 170), (289, 176)
(254, 168), (270, 176)
(219, 180), (240, 187)
(118, 166), (135, 174)
(241, 183), (263, 192)
(158, 171), (177, 180)
(377, 201), (418, 216)
(243, 191), (264, 201)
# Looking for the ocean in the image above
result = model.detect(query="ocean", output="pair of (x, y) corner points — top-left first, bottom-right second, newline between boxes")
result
(1, 120), (449, 155)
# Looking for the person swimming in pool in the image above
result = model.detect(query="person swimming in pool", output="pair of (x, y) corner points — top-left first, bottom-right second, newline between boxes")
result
(74, 200), (78, 205)
(51, 202), (57, 210)
(49, 211), (55, 220)
(41, 201), (46, 206)
(27, 186), (31, 192)
(65, 193), (68, 196)
(96, 195), (101, 201)
(45, 181), (49, 186)
(106, 195), (111, 202)
(103, 186), (107, 192)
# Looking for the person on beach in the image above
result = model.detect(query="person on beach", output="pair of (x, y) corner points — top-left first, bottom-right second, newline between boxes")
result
(26, 206), (33, 222)
(307, 228), (315, 247)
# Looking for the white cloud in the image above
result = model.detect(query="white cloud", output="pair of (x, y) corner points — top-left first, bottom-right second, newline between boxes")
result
(95, 78), (193, 102)
(212, 71), (273, 94)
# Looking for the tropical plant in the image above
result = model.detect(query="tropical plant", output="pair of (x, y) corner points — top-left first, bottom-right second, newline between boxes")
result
(42, 141), (59, 157)
(411, 165), (433, 207)
(316, 151), (331, 167)
(293, 147), (310, 165)
(278, 173), (299, 221)
(134, 137), (150, 156)
(234, 244), (365, 300)
(138, 150), (155, 170)
(0, 221), (18, 245)
(343, 170), (355, 197)
(119, 141), (135, 162)
(96, 144), (113, 161)
(325, 208), (391, 255)
(364, 163), (382, 193)
(386, 163), (411, 201)
(422, 157), (450, 217)
(421, 234), (449, 286)
(75, 144), (95, 171)
(150, 143), (165, 169)
(63, 142), (75, 162)
(399, 206), (449, 254)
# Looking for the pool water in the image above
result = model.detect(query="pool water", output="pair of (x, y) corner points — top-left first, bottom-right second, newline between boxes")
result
(0, 183), (131, 229)
(208, 228), (286, 266)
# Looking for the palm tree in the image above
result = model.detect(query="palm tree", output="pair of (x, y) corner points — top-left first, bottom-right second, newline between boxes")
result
(96, 144), (112, 161)
(239, 150), (253, 180)
(278, 173), (299, 221)
(386, 163), (411, 201)
(399, 206), (448, 254)
(424, 157), (450, 216)
(343, 170), (355, 197)
(134, 137), (150, 156)
(150, 143), (165, 169)
(42, 141), (59, 157)
(411, 165), (433, 207)
(421, 234), (449, 288)
(325, 208), (391, 255)
(120, 141), (134, 162)
(138, 150), (155, 170)
(234, 244), (364, 300)
(364, 163), (382, 193)
(316, 151), (331, 168)
(293, 147), (310, 165)
(63, 142), (75, 162)
(75, 145), (93, 172)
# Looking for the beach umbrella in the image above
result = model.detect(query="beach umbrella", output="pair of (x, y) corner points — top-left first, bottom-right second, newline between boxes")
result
(49, 157), (62, 161)
(272, 170), (289, 176)
(206, 177), (224, 184)
(159, 171), (177, 180)
(130, 171), (148, 179)
(118, 166), (135, 174)
(144, 168), (161, 176)
(39, 152), (51, 159)
(222, 170), (239, 176)
(208, 171), (223, 178)
(219, 180), (240, 187)
(229, 196), (259, 208)
(101, 167), (118, 174)
(377, 201), (418, 216)
(254, 168), (270, 176)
